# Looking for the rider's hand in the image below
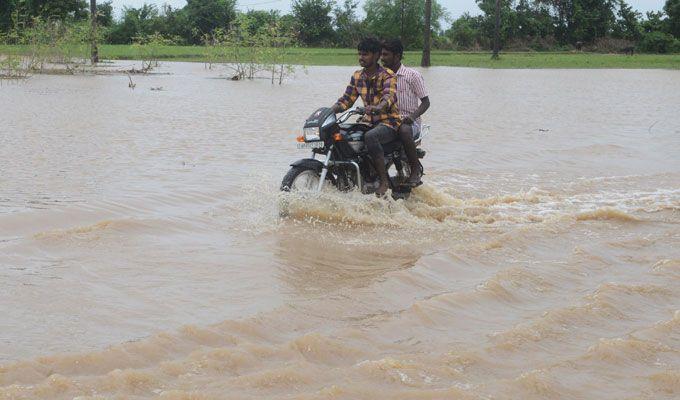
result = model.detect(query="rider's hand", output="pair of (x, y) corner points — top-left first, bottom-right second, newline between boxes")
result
(402, 116), (414, 125)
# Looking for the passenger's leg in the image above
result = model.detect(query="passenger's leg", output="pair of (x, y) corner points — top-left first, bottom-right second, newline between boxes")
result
(364, 125), (397, 196)
(398, 124), (422, 185)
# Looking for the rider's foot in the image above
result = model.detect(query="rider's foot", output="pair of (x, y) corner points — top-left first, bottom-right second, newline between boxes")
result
(375, 182), (389, 197)
(406, 167), (423, 187)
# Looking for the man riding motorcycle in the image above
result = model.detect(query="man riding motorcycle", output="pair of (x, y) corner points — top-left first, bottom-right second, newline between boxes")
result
(330, 37), (401, 197)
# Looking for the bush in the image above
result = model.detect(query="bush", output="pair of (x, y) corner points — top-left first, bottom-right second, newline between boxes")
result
(638, 31), (677, 53)
(585, 37), (636, 53)
(21, 19), (93, 72)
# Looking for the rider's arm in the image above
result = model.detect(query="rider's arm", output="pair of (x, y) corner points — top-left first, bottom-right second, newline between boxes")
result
(333, 73), (359, 113)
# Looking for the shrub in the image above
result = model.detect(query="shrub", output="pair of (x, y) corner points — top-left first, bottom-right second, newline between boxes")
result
(638, 31), (676, 53)
(585, 37), (636, 53)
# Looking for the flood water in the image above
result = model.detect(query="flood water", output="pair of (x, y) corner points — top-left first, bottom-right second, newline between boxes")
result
(1, 62), (679, 399)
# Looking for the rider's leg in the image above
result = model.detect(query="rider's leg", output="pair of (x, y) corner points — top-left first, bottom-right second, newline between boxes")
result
(398, 124), (422, 185)
(365, 124), (397, 196)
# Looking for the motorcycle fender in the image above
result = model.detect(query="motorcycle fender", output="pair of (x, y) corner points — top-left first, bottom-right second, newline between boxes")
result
(290, 158), (324, 173)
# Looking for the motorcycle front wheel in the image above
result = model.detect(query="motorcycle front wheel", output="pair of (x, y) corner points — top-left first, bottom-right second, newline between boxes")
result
(280, 166), (324, 192)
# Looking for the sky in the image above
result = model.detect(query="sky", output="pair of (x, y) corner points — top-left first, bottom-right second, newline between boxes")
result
(109, 0), (668, 22)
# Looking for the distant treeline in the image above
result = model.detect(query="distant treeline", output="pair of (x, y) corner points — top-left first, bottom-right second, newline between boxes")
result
(1, 0), (679, 53)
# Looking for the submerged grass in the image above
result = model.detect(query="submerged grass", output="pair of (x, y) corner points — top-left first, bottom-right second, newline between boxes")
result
(1, 44), (679, 69)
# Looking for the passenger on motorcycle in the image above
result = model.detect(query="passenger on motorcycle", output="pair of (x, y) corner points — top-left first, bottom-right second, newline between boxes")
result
(331, 37), (401, 197)
(380, 38), (430, 187)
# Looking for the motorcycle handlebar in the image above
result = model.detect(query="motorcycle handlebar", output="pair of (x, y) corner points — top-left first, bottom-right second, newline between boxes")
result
(336, 107), (366, 124)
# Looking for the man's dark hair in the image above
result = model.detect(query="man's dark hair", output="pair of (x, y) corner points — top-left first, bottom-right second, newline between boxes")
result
(358, 37), (382, 54)
(382, 38), (404, 58)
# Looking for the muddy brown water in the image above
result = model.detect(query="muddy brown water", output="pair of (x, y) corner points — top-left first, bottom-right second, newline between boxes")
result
(0, 62), (679, 399)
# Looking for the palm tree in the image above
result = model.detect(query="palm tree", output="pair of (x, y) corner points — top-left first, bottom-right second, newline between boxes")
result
(421, 0), (431, 67)
(90, 0), (98, 64)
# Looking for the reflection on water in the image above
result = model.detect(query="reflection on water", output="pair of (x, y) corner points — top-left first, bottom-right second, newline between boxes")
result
(0, 62), (679, 399)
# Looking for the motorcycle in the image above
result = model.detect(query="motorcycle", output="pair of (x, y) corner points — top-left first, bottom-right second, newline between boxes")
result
(280, 107), (428, 200)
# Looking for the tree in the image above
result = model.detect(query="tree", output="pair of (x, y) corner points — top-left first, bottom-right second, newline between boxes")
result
(333, 0), (365, 47)
(159, 5), (191, 44)
(476, 0), (514, 49)
(446, 13), (486, 49)
(22, 0), (89, 22)
(641, 11), (667, 33)
(363, 0), (446, 49)
(0, 0), (15, 33)
(240, 9), (281, 36)
(422, 0), (431, 66)
(514, 0), (555, 41)
(613, 0), (642, 40)
(534, 0), (618, 44)
(185, 0), (236, 44)
(90, 0), (97, 63)
(107, 4), (160, 44)
(96, 1), (113, 26)
(0, 0), (89, 33)
(292, 0), (334, 46)
(665, 0), (680, 37)
(639, 30), (676, 52)
(492, 0), (500, 58)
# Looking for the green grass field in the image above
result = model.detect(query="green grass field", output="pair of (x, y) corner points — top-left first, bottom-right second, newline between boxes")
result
(2, 44), (679, 69)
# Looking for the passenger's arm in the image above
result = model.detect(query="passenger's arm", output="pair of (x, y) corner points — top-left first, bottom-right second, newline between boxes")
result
(404, 96), (430, 124)
(404, 72), (429, 123)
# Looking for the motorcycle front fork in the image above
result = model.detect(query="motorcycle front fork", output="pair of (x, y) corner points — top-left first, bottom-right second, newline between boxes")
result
(314, 146), (363, 193)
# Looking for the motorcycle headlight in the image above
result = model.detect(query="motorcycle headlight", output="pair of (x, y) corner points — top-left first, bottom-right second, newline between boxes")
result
(303, 127), (320, 141)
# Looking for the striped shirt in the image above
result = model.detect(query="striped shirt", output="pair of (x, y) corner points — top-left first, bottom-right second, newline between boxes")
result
(395, 64), (428, 125)
(335, 66), (401, 130)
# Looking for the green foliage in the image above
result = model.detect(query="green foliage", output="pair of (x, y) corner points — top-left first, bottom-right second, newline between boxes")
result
(201, 14), (300, 83)
(0, 18), (95, 74)
(185, 0), (236, 44)
(442, 0), (676, 53)
(241, 9), (281, 36)
(0, 0), (89, 31)
(0, 1), (15, 33)
(292, 0), (335, 46)
(665, 0), (680, 37)
(132, 32), (178, 70)
(0, 52), (29, 78)
(96, 1), (114, 27)
(613, 0), (642, 40)
(2, 0), (678, 56)
(333, 0), (366, 47)
(641, 11), (667, 34)
(638, 30), (679, 52)
(106, 4), (160, 44)
(363, 0), (447, 49)
(446, 13), (486, 50)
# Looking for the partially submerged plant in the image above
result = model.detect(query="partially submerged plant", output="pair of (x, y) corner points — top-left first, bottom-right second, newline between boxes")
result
(131, 33), (179, 73)
(202, 15), (302, 84)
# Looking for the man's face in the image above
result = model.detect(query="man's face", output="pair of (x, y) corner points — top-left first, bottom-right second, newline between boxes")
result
(380, 49), (398, 69)
(358, 50), (379, 68)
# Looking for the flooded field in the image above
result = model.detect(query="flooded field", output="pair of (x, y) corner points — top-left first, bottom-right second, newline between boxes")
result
(1, 62), (679, 399)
